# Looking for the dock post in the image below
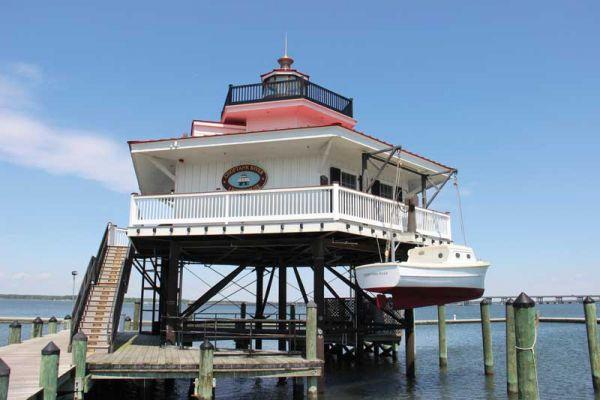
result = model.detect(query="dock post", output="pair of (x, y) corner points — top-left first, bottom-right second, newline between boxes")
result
(0, 358), (9, 400)
(48, 317), (58, 335)
(195, 340), (214, 400)
(63, 315), (71, 332)
(437, 305), (447, 368)
(306, 301), (318, 399)
(72, 332), (88, 400)
(480, 299), (494, 375)
(39, 341), (60, 400)
(505, 299), (518, 394)
(32, 317), (43, 338)
(235, 302), (247, 349)
(133, 301), (141, 332)
(583, 297), (600, 392)
(513, 293), (538, 400)
(8, 321), (22, 345)
(124, 316), (132, 332)
(405, 308), (415, 378)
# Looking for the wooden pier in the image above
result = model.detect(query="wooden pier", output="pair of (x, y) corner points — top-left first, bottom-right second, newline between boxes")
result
(0, 331), (73, 400)
(87, 333), (321, 380)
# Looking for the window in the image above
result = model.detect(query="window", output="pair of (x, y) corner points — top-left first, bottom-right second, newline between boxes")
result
(341, 171), (357, 189)
(380, 183), (394, 200)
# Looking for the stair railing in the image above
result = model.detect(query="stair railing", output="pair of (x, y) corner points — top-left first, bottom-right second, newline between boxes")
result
(70, 222), (112, 343)
(107, 244), (134, 352)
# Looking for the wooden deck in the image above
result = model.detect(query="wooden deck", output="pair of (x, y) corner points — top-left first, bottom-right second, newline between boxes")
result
(0, 330), (74, 400)
(87, 334), (322, 379)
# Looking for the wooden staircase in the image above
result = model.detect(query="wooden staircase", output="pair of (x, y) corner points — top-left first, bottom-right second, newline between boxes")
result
(79, 245), (129, 353)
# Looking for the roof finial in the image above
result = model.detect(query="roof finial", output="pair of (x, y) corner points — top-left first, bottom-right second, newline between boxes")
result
(278, 33), (294, 70)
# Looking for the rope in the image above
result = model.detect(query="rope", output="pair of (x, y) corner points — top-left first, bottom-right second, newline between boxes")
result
(514, 321), (540, 398)
(453, 174), (468, 245)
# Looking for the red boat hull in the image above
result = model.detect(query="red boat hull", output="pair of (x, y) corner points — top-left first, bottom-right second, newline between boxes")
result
(368, 286), (484, 308)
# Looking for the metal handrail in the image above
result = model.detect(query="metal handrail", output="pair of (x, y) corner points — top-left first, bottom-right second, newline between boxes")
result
(70, 223), (111, 342)
(107, 244), (134, 352)
(223, 77), (353, 118)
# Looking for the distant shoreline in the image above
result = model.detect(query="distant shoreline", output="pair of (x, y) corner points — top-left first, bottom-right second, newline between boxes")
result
(0, 294), (256, 305)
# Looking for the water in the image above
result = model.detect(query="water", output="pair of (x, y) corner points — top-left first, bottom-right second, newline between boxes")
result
(1, 299), (598, 399)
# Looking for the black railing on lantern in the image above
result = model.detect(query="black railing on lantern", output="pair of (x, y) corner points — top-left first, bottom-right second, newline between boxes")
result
(223, 78), (353, 118)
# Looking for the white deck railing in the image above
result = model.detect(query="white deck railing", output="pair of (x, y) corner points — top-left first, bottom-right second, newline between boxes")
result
(107, 224), (130, 247)
(129, 185), (452, 240)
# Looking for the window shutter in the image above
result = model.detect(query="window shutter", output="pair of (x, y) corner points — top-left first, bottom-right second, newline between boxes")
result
(330, 167), (341, 184)
(371, 180), (381, 196)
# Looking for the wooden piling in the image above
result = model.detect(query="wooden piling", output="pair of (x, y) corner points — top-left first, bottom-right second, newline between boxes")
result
(48, 317), (58, 335)
(8, 321), (21, 345)
(235, 303), (247, 349)
(32, 317), (43, 338)
(583, 297), (600, 392)
(513, 292), (538, 400)
(0, 358), (9, 400)
(505, 299), (518, 394)
(39, 341), (60, 400)
(133, 301), (141, 332)
(405, 308), (415, 378)
(72, 332), (88, 400)
(437, 305), (447, 368)
(63, 315), (71, 332)
(124, 316), (132, 332)
(195, 340), (214, 400)
(306, 301), (318, 399)
(480, 299), (494, 375)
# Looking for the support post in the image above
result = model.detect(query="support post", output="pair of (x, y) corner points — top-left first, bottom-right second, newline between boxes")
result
(421, 175), (427, 208)
(312, 240), (325, 329)
(124, 316), (132, 332)
(133, 301), (141, 332)
(480, 299), (494, 375)
(505, 299), (518, 394)
(32, 317), (43, 338)
(195, 340), (214, 400)
(513, 293), (538, 400)
(39, 342), (60, 400)
(306, 302), (318, 399)
(583, 297), (600, 392)
(0, 358), (9, 400)
(63, 315), (71, 332)
(8, 321), (21, 345)
(255, 266), (264, 350)
(405, 308), (415, 378)
(278, 263), (287, 352)
(235, 302), (247, 349)
(72, 332), (88, 400)
(290, 304), (296, 351)
(48, 317), (57, 335)
(165, 242), (181, 345)
(437, 305), (447, 368)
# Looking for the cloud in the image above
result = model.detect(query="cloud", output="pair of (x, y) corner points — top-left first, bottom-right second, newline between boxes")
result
(10, 62), (43, 82)
(0, 64), (136, 193)
(11, 271), (53, 281)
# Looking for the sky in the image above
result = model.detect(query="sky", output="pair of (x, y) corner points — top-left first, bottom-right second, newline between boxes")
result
(0, 1), (598, 301)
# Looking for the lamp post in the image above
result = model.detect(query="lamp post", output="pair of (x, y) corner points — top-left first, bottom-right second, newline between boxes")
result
(71, 271), (78, 302)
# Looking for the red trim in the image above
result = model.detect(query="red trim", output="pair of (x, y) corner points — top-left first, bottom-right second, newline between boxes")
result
(129, 124), (454, 171)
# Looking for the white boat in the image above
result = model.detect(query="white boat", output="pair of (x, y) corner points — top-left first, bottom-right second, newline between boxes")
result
(355, 244), (490, 308)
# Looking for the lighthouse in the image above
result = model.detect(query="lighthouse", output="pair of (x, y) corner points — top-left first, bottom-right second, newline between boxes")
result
(73, 51), (456, 359)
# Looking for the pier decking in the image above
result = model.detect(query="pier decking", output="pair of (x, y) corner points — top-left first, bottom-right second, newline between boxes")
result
(87, 334), (322, 380)
(0, 331), (73, 400)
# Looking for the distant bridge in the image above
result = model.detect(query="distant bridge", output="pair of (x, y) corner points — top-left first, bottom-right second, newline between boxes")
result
(463, 295), (600, 305)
